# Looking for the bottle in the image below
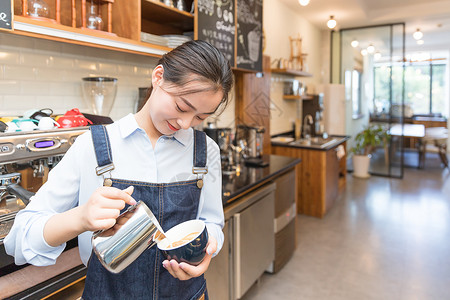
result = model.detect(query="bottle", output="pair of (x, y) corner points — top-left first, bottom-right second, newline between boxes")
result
(315, 111), (321, 135)
(87, 0), (103, 30)
(27, 0), (49, 18)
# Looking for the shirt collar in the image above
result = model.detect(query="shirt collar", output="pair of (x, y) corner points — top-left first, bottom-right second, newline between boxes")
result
(118, 114), (192, 147)
(118, 113), (140, 138)
(170, 127), (192, 146)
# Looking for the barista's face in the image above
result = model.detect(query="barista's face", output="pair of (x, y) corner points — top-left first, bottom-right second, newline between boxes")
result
(147, 65), (223, 136)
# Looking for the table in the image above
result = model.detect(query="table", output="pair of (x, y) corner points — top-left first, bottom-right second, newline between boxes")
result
(389, 124), (425, 168)
(389, 124), (425, 138)
(389, 124), (449, 169)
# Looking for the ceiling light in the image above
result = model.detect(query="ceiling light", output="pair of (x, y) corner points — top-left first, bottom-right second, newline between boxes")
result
(298, 0), (310, 6)
(417, 40), (424, 45)
(361, 49), (368, 56)
(351, 40), (359, 48)
(327, 16), (336, 29)
(367, 44), (375, 54)
(374, 52), (381, 60)
(413, 28), (423, 40)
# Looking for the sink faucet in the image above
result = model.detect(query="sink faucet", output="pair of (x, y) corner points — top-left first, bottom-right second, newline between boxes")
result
(303, 114), (313, 139)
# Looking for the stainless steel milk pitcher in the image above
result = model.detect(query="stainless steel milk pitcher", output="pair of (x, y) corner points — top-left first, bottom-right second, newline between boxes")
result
(91, 201), (166, 273)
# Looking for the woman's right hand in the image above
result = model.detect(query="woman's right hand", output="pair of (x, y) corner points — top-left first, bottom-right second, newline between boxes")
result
(80, 186), (136, 232)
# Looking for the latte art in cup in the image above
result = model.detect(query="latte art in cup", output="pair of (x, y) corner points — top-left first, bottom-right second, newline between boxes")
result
(166, 232), (200, 249)
(157, 219), (208, 266)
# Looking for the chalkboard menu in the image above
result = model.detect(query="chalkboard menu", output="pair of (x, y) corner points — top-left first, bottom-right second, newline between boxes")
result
(197, 0), (235, 67)
(0, 0), (13, 31)
(236, 0), (262, 72)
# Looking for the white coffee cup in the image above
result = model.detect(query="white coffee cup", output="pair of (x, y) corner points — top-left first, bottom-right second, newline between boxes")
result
(17, 120), (38, 131)
(6, 122), (20, 133)
(38, 117), (59, 130)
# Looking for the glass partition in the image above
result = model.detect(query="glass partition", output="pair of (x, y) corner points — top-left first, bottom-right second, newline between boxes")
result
(339, 24), (405, 178)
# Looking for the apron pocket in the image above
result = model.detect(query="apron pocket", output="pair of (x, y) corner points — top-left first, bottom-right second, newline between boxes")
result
(190, 279), (208, 300)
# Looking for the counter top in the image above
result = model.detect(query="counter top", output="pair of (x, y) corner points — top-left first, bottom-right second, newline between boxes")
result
(222, 154), (301, 206)
(271, 135), (349, 151)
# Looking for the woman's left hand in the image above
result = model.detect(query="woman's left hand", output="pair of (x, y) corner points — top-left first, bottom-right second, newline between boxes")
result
(162, 235), (217, 280)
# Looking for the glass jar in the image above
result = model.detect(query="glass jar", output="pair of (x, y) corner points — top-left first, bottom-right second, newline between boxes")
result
(87, 1), (103, 30)
(27, 0), (50, 18)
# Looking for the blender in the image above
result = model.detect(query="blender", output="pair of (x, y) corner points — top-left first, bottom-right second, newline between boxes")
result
(81, 77), (118, 116)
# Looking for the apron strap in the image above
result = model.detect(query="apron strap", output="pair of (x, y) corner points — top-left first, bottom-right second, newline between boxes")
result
(90, 125), (115, 176)
(192, 130), (208, 188)
(193, 130), (207, 168)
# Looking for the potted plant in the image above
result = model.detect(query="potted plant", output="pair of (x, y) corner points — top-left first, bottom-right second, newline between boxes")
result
(349, 124), (390, 178)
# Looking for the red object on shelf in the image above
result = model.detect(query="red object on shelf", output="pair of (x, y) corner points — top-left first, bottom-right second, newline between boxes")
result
(56, 108), (93, 128)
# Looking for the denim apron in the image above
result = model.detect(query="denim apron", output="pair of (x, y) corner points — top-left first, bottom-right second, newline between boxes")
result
(82, 125), (209, 300)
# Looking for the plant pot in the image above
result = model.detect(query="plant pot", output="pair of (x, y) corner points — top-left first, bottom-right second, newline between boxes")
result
(352, 154), (371, 178)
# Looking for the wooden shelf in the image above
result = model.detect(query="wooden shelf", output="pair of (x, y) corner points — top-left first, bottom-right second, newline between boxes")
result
(283, 95), (313, 100)
(271, 68), (313, 77)
(141, 0), (194, 34)
(12, 16), (170, 57)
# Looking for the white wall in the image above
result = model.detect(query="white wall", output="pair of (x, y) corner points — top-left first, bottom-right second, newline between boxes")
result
(263, 0), (325, 135)
(0, 33), (160, 121)
(0, 31), (236, 127)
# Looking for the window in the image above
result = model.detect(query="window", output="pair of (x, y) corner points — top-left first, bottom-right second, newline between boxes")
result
(373, 54), (448, 118)
(352, 70), (362, 118)
(345, 69), (362, 118)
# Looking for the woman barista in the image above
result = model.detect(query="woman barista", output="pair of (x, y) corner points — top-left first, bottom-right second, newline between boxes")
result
(5, 40), (233, 299)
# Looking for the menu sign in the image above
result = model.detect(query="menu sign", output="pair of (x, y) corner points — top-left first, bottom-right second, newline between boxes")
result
(236, 0), (262, 71)
(197, 0), (235, 67)
(0, 0), (13, 31)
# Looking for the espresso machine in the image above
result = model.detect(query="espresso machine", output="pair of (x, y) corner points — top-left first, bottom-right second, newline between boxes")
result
(203, 124), (237, 174)
(0, 127), (88, 297)
(236, 125), (267, 167)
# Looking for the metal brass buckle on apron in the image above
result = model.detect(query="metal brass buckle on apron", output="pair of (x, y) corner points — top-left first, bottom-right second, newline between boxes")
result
(192, 166), (208, 188)
(96, 163), (115, 186)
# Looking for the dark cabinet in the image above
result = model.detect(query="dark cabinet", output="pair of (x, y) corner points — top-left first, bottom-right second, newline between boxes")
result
(267, 168), (296, 273)
(204, 220), (231, 300)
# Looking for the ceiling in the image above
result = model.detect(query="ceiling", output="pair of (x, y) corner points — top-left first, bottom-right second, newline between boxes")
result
(278, 0), (450, 52)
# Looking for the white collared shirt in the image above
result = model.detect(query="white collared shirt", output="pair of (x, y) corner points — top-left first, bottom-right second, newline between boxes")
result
(5, 114), (224, 266)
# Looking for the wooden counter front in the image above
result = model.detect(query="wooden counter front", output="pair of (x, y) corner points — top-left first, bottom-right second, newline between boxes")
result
(272, 141), (346, 218)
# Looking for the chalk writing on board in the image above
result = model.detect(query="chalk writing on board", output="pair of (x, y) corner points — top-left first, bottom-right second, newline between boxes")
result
(236, 0), (262, 70)
(0, 13), (10, 25)
(198, 0), (215, 16)
(0, 0), (13, 31)
(197, 0), (235, 66)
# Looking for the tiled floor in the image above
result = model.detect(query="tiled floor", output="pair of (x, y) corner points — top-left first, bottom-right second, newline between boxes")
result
(242, 156), (450, 300)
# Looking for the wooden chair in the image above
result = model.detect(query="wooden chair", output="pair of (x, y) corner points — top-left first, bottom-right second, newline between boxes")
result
(418, 127), (448, 168)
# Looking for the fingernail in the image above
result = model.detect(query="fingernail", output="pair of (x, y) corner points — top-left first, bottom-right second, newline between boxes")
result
(162, 262), (167, 268)
(179, 263), (184, 270)
(130, 199), (137, 205)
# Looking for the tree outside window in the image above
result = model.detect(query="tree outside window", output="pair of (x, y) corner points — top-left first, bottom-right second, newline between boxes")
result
(373, 59), (448, 118)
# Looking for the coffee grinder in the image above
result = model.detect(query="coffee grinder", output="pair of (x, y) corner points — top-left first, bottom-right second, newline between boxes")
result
(81, 77), (118, 116)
